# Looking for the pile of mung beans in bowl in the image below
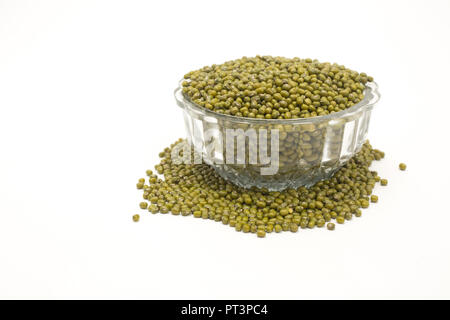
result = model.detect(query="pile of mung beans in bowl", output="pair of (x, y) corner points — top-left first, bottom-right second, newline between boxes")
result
(134, 56), (396, 237)
(175, 56), (380, 191)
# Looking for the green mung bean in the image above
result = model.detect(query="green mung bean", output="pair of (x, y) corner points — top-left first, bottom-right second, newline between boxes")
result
(139, 202), (148, 210)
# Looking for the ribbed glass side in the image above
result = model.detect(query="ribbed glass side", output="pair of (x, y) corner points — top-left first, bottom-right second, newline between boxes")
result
(175, 82), (380, 191)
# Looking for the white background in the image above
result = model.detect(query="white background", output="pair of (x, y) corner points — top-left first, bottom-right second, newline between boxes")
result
(1, 0), (450, 299)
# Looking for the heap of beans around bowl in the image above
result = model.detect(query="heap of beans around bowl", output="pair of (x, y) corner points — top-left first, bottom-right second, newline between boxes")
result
(134, 56), (405, 237)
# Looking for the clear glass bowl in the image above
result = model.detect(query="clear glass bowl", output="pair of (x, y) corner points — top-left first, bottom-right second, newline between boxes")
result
(174, 81), (380, 191)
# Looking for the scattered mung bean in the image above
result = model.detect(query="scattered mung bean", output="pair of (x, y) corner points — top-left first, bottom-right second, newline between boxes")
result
(135, 139), (386, 237)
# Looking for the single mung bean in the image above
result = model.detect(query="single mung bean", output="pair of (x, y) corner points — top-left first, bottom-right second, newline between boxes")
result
(360, 199), (370, 208)
(336, 216), (345, 224)
(139, 202), (148, 210)
(257, 230), (266, 238)
(290, 223), (299, 233)
(316, 219), (326, 228)
(308, 220), (316, 229)
(193, 211), (202, 218)
(160, 207), (169, 214)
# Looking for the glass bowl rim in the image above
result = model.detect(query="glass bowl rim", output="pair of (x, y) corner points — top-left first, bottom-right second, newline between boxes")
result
(174, 80), (380, 124)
